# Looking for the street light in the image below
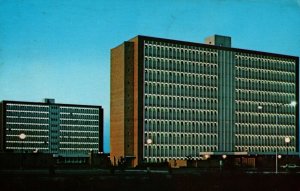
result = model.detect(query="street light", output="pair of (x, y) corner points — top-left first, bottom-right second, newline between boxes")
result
(258, 101), (296, 174)
(19, 133), (26, 151)
(278, 155), (282, 159)
(290, 101), (297, 107)
(284, 137), (291, 157)
(19, 133), (26, 169)
(222, 154), (227, 159)
(220, 155), (227, 172)
(19, 133), (26, 140)
(146, 138), (153, 144)
(146, 138), (152, 163)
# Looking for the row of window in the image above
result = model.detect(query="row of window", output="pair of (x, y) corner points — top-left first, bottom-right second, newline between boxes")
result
(7, 111), (49, 118)
(145, 41), (217, 54)
(145, 125), (218, 134)
(145, 120), (217, 133)
(60, 131), (98, 137)
(59, 143), (98, 149)
(60, 119), (98, 125)
(145, 70), (218, 87)
(236, 112), (295, 125)
(59, 148), (98, 151)
(6, 130), (48, 137)
(6, 143), (98, 153)
(60, 113), (99, 120)
(6, 141), (48, 148)
(59, 137), (98, 142)
(145, 96), (218, 110)
(145, 108), (218, 122)
(236, 78), (295, 93)
(60, 126), (98, 132)
(6, 124), (99, 132)
(144, 58), (218, 75)
(235, 55), (296, 72)
(58, 149), (97, 156)
(7, 116), (48, 120)
(6, 124), (48, 130)
(235, 124), (295, 135)
(6, 135), (48, 142)
(145, 82), (217, 98)
(236, 89), (295, 103)
(236, 100), (295, 114)
(235, 146), (296, 152)
(60, 124), (99, 128)
(142, 146), (296, 158)
(60, 107), (99, 114)
(6, 147), (48, 152)
(6, 118), (49, 124)
(235, 135), (295, 146)
(144, 145), (218, 158)
(236, 67), (295, 83)
(145, 158), (187, 163)
(145, 133), (218, 145)
(144, 43), (218, 62)
(6, 104), (49, 112)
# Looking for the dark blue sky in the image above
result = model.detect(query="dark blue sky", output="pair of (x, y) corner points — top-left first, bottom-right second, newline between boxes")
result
(1, 0), (300, 152)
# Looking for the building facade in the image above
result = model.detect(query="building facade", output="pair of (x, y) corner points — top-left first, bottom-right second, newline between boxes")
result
(0, 99), (103, 160)
(110, 35), (299, 167)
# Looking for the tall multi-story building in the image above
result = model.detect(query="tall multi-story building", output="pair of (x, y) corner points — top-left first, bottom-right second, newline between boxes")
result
(0, 99), (103, 161)
(110, 35), (298, 167)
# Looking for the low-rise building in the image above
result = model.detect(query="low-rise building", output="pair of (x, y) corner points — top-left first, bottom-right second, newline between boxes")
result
(0, 99), (103, 163)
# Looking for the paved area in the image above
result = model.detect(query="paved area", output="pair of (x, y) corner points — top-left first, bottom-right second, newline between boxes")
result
(0, 168), (299, 191)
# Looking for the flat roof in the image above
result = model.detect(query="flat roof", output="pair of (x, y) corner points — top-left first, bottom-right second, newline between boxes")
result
(2, 100), (103, 109)
(134, 35), (299, 61)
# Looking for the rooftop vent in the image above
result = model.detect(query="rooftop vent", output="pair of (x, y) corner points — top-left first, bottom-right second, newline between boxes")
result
(204, 35), (231, 47)
(45, 98), (55, 104)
